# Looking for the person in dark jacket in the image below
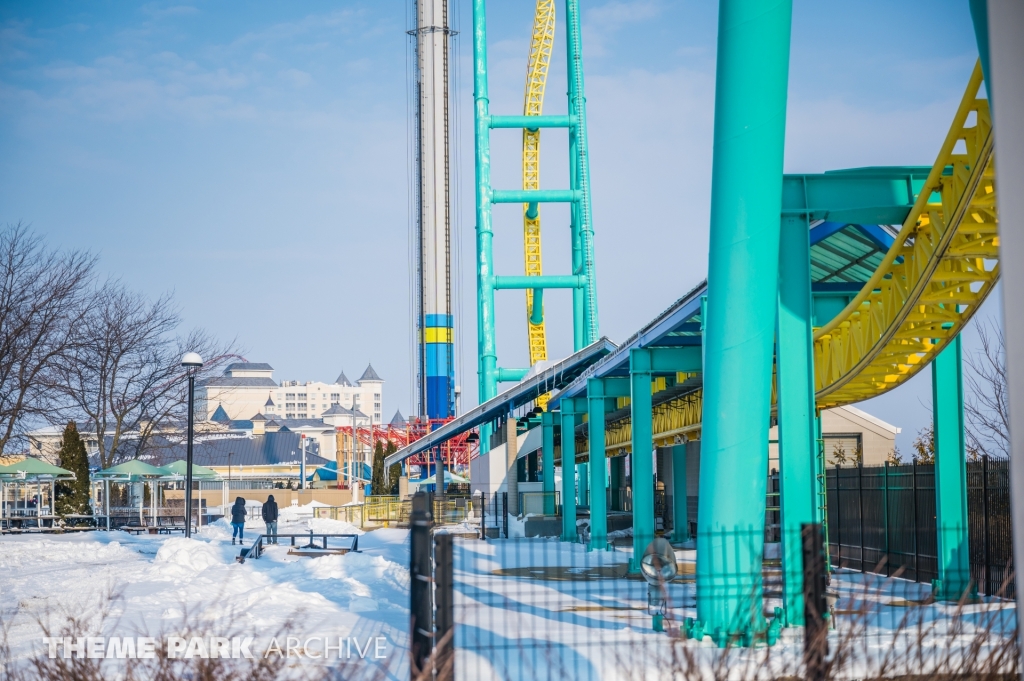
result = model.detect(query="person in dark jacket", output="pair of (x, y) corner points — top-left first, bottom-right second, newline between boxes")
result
(261, 495), (279, 545)
(230, 497), (247, 545)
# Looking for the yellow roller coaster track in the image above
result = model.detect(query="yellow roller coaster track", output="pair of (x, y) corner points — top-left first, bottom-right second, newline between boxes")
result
(597, 62), (998, 455)
(814, 61), (998, 408)
(523, 0), (556, 409)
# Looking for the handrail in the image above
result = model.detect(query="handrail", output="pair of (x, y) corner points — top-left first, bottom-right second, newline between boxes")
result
(237, 532), (360, 563)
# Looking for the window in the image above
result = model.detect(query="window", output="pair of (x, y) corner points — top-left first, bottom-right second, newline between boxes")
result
(330, 393), (340, 401)
(285, 403), (296, 409)
(374, 393), (381, 401)
(298, 393), (307, 399)
(331, 402), (340, 408)
(298, 402), (307, 409)
(298, 413), (307, 419)
(286, 413), (295, 419)
(285, 393), (296, 400)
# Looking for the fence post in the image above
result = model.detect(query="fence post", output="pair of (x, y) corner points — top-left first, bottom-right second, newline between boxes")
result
(858, 463), (864, 573)
(883, 462), (890, 577)
(410, 492), (433, 676)
(802, 522), (827, 681)
(983, 455), (990, 596)
(834, 465), (841, 569)
(434, 533), (454, 681)
(480, 491), (486, 541)
(912, 461), (920, 582)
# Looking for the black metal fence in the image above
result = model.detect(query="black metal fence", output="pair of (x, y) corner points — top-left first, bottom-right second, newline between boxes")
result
(825, 457), (1015, 597)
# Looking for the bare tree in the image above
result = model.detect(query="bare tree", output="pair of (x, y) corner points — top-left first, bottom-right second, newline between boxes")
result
(964, 317), (1009, 459)
(0, 224), (94, 454)
(53, 283), (238, 468)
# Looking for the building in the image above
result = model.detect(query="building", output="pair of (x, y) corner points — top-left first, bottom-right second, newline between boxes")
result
(196, 362), (384, 425)
(769, 404), (901, 469)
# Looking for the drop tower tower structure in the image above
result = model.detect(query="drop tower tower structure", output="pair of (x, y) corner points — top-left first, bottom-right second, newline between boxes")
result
(413, 0), (456, 420)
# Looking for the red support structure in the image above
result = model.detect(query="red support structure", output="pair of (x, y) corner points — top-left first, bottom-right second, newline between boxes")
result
(333, 418), (476, 469)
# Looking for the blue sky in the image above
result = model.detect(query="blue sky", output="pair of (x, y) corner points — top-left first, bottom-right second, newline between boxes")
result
(0, 0), (994, 453)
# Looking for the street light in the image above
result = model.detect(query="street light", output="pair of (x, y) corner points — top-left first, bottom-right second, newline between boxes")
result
(181, 352), (203, 538)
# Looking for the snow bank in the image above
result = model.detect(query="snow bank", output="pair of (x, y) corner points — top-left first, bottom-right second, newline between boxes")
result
(153, 538), (223, 573)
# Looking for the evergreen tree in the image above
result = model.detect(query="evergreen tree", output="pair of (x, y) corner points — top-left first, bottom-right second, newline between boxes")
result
(55, 421), (92, 517)
(370, 440), (386, 497)
(385, 440), (402, 494)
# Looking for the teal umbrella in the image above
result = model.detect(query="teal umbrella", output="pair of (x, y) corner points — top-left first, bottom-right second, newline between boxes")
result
(159, 460), (220, 479)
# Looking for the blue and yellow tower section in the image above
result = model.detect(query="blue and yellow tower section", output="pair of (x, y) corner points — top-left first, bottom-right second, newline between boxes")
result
(423, 314), (455, 419)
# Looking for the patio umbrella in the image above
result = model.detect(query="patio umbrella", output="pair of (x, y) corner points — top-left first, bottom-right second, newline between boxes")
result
(94, 460), (171, 529)
(159, 460), (220, 479)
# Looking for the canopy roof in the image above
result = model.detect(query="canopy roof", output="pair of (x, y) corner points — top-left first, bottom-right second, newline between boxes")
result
(0, 458), (74, 480)
(160, 460), (221, 479)
(95, 459), (169, 479)
(412, 470), (470, 485)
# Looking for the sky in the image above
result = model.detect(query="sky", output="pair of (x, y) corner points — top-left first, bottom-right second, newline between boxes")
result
(0, 0), (997, 453)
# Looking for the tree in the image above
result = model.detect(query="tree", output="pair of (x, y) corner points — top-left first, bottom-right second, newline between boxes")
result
(912, 425), (935, 464)
(0, 224), (94, 454)
(54, 421), (92, 516)
(964, 319), (1009, 459)
(52, 283), (236, 468)
(887, 446), (903, 465)
(386, 440), (401, 494)
(370, 440), (386, 497)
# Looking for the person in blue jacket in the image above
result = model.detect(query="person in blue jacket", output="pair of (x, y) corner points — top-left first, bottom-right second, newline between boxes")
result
(230, 497), (247, 545)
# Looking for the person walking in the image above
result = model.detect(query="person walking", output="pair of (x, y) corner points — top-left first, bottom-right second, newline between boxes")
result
(261, 494), (279, 545)
(230, 497), (247, 545)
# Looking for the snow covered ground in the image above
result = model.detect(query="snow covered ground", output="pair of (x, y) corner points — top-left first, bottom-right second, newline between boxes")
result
(1, 511), (1017, 680)
(0, 501), (410, 679)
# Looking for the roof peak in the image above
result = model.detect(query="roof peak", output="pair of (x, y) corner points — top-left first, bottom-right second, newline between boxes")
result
(358, 363), (382, 382)
(334, 370), (352, 387)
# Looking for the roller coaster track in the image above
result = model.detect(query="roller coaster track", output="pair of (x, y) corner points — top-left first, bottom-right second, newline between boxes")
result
(813, 61), (998, 408)
(522, 0), (556, 407)
(598, 62), (999, 454)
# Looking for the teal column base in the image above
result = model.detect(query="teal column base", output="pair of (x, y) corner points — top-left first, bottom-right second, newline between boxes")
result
(561, 406), (579, 542)
(933, 336), (971, 600)
(542, 411), (556, 515)
(629, 353), (655, 573)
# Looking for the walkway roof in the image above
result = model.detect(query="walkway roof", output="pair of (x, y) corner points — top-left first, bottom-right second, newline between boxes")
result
(382, 338), (617, 468)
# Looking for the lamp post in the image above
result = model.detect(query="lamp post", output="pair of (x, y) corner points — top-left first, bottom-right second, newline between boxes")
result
(181, 352), (204, 538)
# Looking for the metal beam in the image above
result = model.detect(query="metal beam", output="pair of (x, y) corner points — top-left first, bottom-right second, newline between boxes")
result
(489, 114), (574, 129)
(492, 189), (580, 204)
(630, 346), (702, 374)
(494, 275), (586, 290)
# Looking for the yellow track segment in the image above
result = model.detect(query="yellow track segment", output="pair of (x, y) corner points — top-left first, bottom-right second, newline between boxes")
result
(813, 62), (999, 409)
(523, 0), (556, 400)
(590, 63), (998, 455)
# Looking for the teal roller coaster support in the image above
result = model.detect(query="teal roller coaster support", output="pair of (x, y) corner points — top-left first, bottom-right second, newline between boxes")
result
(473, 0), (496, 451)
(932, 335), (972, 600)
(629, 350), (655, 572)
(472, 0), (598, 456)
(776, 214), (818, 626)
(560, 399), (583, 542)
(696, 0), (793, 637)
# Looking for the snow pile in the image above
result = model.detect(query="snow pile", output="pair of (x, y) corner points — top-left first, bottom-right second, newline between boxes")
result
(153, 537), (222, 574)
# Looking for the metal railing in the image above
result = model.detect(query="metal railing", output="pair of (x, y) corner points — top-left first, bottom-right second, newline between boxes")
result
(237, 531), (359, 563)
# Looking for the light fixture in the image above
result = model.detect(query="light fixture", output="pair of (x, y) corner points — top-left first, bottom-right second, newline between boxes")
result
(181, 352), (204, 368)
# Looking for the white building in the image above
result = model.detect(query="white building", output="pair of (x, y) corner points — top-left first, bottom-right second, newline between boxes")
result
(197, 363), (384, 425)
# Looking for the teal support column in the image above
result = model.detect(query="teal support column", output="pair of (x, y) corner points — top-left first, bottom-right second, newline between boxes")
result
(577, 463), (588, 506)
(560, 402), (581, 542)
(932, 335), (971, 600)
(696, 0), (793, 638)
(472, 0), (497, 452)
(629, 350), (655, 573)
(587, 378), (609, 550)
(776, 214), (817, 626)
(565, 0), (598, 345)
(542, 411), (556, 515)
(671, 444), (689, 543)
